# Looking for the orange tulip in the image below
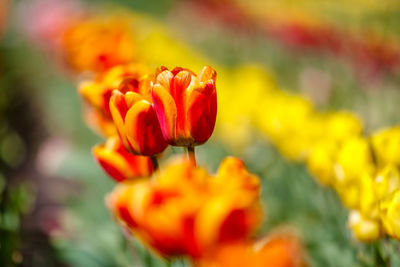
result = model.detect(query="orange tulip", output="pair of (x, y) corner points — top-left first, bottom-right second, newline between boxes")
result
(152, 66), (217, 146)
(109, 76), (168, 156)
(93, 136), (153, 182)
(63, 16), (135, 72)
(79, 64), (148, 136)
(106, 156), (261, 258)
(195, 233), (306, 267)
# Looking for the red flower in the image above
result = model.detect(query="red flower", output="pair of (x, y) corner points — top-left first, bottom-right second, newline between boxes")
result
(109, 76), (168, 156)
(152, 66), (217, 146)
(93, 136), (153, 182)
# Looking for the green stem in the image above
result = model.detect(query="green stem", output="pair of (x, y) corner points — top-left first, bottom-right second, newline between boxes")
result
(151, 156), (159, 171)
(373, 241), (388, 267)
(187, 145), (196, 166)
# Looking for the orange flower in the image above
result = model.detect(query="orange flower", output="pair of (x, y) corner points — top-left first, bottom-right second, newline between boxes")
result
(152, 66), (217, 146)
(63, 16), (135, 72)
(93, 136), (153, 182)
(195, 233), (306, 267)
(79, 64), (148, 137)
(109, 76), (168, 156)
(106, 156), (261, 258)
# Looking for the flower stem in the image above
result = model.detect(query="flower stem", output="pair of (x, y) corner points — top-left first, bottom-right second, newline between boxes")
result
(373, 241), (388, 267)
(150, 156), (159, 171)
(187, 145), (196, 166)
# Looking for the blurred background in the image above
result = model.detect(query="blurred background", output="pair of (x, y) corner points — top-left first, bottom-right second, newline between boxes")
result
(1, 0), (400, 266)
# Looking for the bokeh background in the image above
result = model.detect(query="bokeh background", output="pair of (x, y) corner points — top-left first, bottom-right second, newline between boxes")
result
(1, 0), (400, 266)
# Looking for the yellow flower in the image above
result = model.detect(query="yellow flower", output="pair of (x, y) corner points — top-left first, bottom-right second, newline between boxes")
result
(380, 190), (400, 239)
(306, 140), (338, 186)
(323, 112), (362, 143)
(371, 126), (400, 167)
(348, 210), (381, 242)
(335, 137), (374, 186)
(375, 164), (400, 200)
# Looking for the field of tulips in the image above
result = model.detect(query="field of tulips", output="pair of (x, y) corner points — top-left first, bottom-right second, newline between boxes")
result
(1, 0), (400, 266)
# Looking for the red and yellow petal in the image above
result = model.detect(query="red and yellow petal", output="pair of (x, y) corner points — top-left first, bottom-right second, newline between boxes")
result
(187, 82), (217, 144)
(124, 100), (168, 156)
(93, 137), (154, 182)
(171, 70), (193, 139)
(198, 66), (217, 83)
(152, 83), (177, 143)
(155, 69), (173, 89)
(93, 144), (135, 182)
(110, 91), (130, 149)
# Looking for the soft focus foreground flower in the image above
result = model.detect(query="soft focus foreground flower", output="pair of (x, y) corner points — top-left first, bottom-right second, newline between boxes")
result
(63, 16), (135, 72)
(152, 66), (217, 146)
(109, 76), (168, 156)
(93, 136), (153, 182)
(106, 156), (261, 258)
(195, 233), (306, 267)
(79, 64), (148, 136)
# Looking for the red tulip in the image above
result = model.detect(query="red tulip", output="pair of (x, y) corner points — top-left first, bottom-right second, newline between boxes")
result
(93, 136), (153, 182)
(109, 76), (168, 156)
(152, 66), (217, 146)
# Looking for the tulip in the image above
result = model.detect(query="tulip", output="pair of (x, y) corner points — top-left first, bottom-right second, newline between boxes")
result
(371, 126), (400, 167)
(93, 136), (153, 182)
(152, 66), (217, 147)
(106, 156), (261, 258)
(109, 76), (168, 156)
(63, 16), (135, 72)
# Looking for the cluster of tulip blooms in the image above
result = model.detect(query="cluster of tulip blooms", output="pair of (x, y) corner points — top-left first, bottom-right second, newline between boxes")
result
(30, 2), (399, 258)
(78, 63), (305, 266)
(62, 13), (400, 245)
(50, 13), (299, 265)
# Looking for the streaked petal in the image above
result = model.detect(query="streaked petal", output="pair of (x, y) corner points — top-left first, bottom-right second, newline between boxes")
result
(152, 84), (177, 143)
(124, 100), (168, 156)
(187, 82), (217, 144)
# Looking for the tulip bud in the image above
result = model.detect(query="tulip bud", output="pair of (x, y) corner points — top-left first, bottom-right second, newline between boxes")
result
(93, 136), (153, 182)
(152, 66), (217, 146)
(109, 76), (168, 156)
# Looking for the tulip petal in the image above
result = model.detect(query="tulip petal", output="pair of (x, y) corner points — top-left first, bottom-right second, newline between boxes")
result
(156, 70), (173, 89)
(152, 84), (177, 143)
(93, 144), (133, 182)
(198, 66), (217, 83)
(172, 71), (192, 137)
(124, 91), (143, 108)
(124, 100), (168, 156)
(110, 91), (131, 149)
(187, 82), (217, 144)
